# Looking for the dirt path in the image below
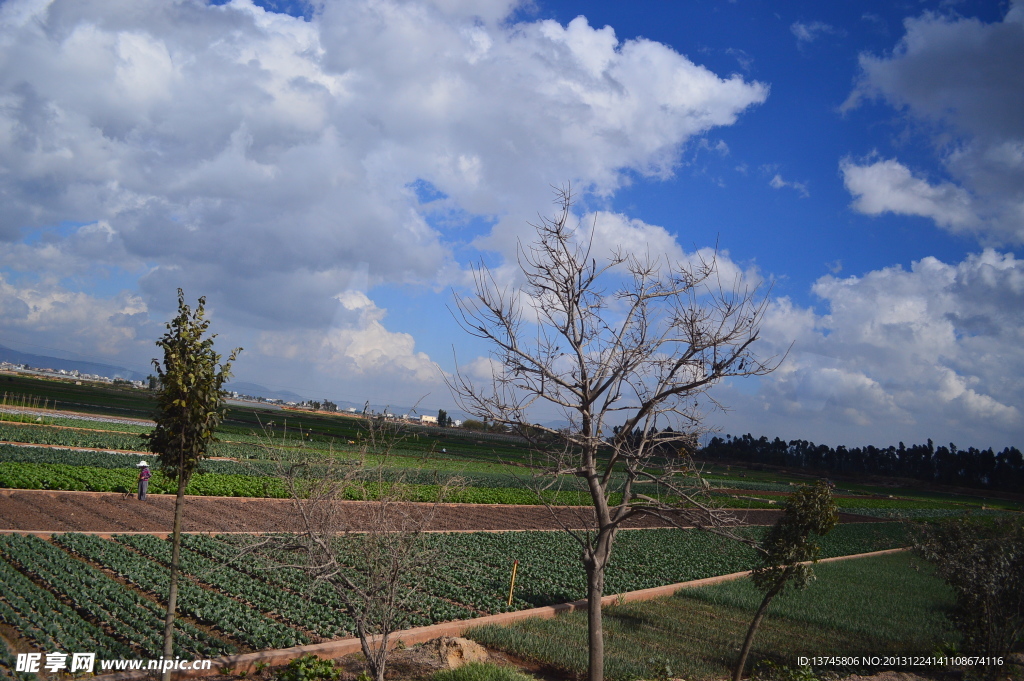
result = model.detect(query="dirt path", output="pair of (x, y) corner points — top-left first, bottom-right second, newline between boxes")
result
(0, 489), (882, 534)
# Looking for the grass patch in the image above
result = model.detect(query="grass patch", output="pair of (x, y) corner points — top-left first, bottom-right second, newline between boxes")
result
(431, 662), (536, 681)
(681, 551), (954, 644)
(467, 552), (955, 681)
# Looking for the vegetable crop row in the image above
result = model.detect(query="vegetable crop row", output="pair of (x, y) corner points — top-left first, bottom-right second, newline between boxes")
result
(0, 534), (227, 658)
(54, 533), (307, 651)
(0, 462), (289, 496)
(113, 534), (352, 639)
(707, 478), (796, 492)
(0, 423), (141, 450)
(177, 534), (477, 628)
(0, 443), (566, 491)
(835, 497), (965, 510)
(836, 506), (1009, 520)
(0, 423), (265, 459)
(0, 461), (603, 505)
(0, 635), (35, 681)
(0, 523), (906, 662)
(0, 555), (130, 658)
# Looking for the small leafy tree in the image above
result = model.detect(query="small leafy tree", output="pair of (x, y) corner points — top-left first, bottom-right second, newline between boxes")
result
(143, 289), (240, 676)
(733, 481), (838, 681)
(914, 516), (1024, 680)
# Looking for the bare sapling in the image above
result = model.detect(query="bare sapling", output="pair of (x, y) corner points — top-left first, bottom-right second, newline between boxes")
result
(247, 413), (463, 681)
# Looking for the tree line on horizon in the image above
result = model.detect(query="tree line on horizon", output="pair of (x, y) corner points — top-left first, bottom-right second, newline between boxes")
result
(700, 433), (1024, 491)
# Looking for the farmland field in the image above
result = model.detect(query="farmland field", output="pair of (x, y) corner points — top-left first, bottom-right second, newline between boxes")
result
(466, 551), (957, 681)
(1, 373), (1017, 680)
(3, 427), (1019, 517)
(2, 374), (1021, 520)
(0, 524), (907, 665)
(0, 489), (887, 533)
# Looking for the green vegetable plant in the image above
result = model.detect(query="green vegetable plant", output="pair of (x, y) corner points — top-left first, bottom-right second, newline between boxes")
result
(277, 655), (339, 681)
(431, 662), (536, 681)
(754, 661), (820, 681)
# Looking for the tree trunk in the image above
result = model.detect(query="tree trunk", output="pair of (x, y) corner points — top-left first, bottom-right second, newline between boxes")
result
(585, 559), (605, 681)
(162, 474), (188, 681)
(371, 630), (389, 681)
(354, 616), (387, 681)
(582, 466), (615, 681)
(733, 579), (786, 681)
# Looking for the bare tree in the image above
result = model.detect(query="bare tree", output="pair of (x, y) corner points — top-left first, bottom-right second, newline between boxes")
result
(448, 185), (779, 681)
(247, 417), (461, 681)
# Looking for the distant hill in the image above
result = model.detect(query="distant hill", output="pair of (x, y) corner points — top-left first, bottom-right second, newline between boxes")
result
(226, 381), (308, 403)
(0, 345), (474, 420)
(0, 344), (148, 381)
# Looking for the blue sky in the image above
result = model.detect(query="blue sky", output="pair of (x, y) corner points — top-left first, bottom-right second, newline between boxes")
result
(0, 0), (1020, 449)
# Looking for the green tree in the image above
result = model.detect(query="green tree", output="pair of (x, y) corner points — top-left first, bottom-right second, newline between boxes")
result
(733, 481), (838, 681)
(914, 516), (1024, 680)
(142, 290), (240, 675)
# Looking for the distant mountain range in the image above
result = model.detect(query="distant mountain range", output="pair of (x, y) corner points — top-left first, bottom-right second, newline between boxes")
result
(0, 344), (478, 421)
(225, 381), (308, 403)
(0, 344), (148, 382)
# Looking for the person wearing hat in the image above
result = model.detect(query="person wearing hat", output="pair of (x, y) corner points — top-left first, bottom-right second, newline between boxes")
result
(136, 461), (151, 501)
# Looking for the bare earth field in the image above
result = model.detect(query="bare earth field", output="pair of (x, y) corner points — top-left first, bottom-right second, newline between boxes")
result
(0, 489), (881, 533)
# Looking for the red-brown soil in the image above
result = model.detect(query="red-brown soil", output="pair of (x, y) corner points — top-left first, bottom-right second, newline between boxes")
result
(0, 489), (881, 534)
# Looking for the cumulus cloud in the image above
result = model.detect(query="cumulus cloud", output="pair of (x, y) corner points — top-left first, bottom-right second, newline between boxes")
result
(579, 211), (688, 264)
(742, 250), (1024, 447)
(843, 3), (1024, 243)
(0, 274), (156, 363)
(0, 0), (767, 387)
(510, 209), (762, 295)
(257, 291), (440, 383)
(841, 158), (976, 228)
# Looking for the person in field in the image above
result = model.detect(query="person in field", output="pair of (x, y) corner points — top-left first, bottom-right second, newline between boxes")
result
(137, 461), (151, 500)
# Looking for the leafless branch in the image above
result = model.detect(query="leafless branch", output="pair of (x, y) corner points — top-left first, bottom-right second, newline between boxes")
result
(446, 184), (781, 681)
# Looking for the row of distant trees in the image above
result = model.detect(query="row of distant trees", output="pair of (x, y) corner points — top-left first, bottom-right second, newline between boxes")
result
(301, 399), (338, 412)
(701, 433), (1024, 491)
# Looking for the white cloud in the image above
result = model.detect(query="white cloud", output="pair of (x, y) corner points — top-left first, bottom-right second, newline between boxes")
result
(257, 293), (440, 384)
(0, 274), (156, 362)
(502, 209), (762, 297)
(768, 173), (809, 198)
(841, 158), (976, 229)
(0, 0), (767, 384)
(580, 211), (688, 264)
(462, 355), (504, 383)
(790, 21), (836, 44)
(738, 249), (1024, 448)
(843, 3), (1024, 244)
